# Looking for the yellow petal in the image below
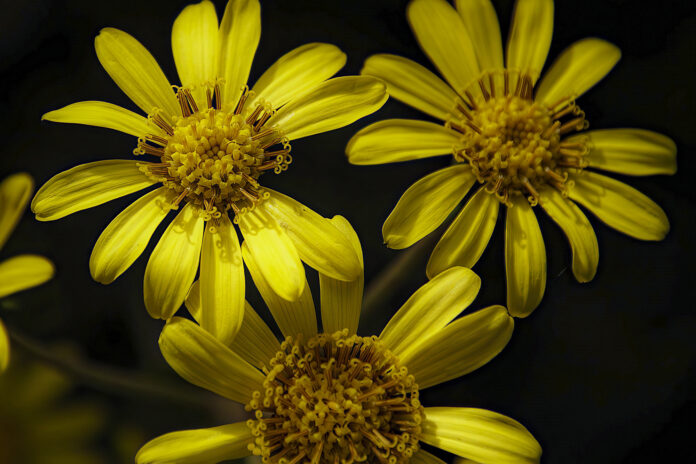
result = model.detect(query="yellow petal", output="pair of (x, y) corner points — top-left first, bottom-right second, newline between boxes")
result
(159, 317), (264, 404)
(407, 0), (480, 95)
(0, 255), (55, 299)
(403, 306), (513, 389)
(411, 450), (448, 464)
(95, 28), (179, 117)
(172, 0), (218, 101)
(427, 187), (499, 278)
(136, 422), (252, 464)
(0, 319), (9, 373)
(144, 203), (204, 319)
(319, 216), (364, 335)
(268, 76), (387, 140)
(455, 0), (504, 71)
(422, 407), (542, 464)
(42, 101), (157, 138)
(346, 119), (460, 165)
(383, 164), (475, 249)
(90, 187), (175, 284)
(185, 281), (279, 369)
(505, 197), (546, 318)
(539, 188), (598, 283)
(0, 173), (33, 250)
(241, 243), (317, 339)
(569, 170), (669, 241)
(361, 54), (459, 121)
(198, 215), (245, 345)
(217, 0), (261, 108)
(31, 160), (157, 222)
(238, 205), (306, 301)
(380, 267), (481, 358)
(570, 129), (677, 176)
(535, 38), (621, 105)
(251, 43), (346, 109)
(506, 0), (554, 84)
(260, 189), (361, 281)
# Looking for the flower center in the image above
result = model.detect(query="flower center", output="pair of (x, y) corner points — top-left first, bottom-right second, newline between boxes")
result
(448, 70), (589, 206)
(136, 85), (291, 219)
(247, 330), (423, 464)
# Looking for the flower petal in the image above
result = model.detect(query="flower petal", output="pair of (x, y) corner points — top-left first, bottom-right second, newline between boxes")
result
(238, 205), (306, 301)
(346, 119), (460, 165)
(535, 38), (620, 105)
(185, 281), (280, 369)
(505, 197), (546, 318)
(455, 0), (504, 71)
(241, 243), (317, 339)
(95, 28), (179, 117)
(251, 43), (346, 109)
(217, 0), (261, 108)
(407, 0), (480, 95)
(506, 0), (554, 84)
(0, 255), (55, 299)
(380, 267), (481, 358)
(172, 1), (218, 93)
(0, 173), (33, 250)
(31, 160), (157, 222)
(42, 101), (157, 138)
(159, 317), (264, 403)
(0, 319), (8, 373)
(260, 189), (361, 281)
(319, 216), (364, 335)
(90, 187), (175, 284)
(539, 188), (598, 283)
(421, 407), (542, 464)
(136, 422), (252, 464)
(199, 214), (245, 345)
(403, 306), (513, 389)
(569, 170), (669, 241)
(268, 76), (387, 140)
(570, 129), (677, 176)
(361, 54), (459, 121)
(144, 203), (204, 319)
(383, 164), (475, 249)
(427, 187), (499, 278)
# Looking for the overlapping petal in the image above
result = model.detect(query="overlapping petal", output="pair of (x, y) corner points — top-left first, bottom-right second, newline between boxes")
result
(506, 0), (554, 83)
(136, 423), (252, 464)
(42, 101), (156, 138)
(346, 119), (461, 165)
(383, 164), (475, 249)
(0, 173), (33, 250)
(0, 319), (8, 373)
(0, 255), (55, 299)
(31, 161), (157, 222)
(144, 203), (204, 319)
(172, 0), (219, 93)
(455, 0), (504, 71)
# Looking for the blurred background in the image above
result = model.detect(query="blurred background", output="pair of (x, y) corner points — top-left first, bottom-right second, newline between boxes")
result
(0, 0), (694, 462)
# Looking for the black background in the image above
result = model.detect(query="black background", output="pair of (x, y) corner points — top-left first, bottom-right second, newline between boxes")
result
(0, 0), (695, 462)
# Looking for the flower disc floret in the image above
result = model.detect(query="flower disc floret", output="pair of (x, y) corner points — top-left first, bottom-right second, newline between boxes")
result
(247, 330), (423, 464)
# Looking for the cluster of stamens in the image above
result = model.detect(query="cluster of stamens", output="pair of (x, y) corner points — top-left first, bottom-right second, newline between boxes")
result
(447, 70), (589, 206)
(135, 84), (291, 219)
(247, 330), (423, 464)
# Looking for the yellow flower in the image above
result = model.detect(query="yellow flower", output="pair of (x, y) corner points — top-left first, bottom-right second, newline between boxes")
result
(0, 173), (54, 373)
(136, 217), (541, 464)
(346, 0), (677, 317)
(32, 0), (387, 342)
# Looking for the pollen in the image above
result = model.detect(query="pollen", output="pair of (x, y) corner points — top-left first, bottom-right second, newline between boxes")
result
(246, 330), (423, 464)
(135, 84), (291, 219)
(448, 70), (589, 206)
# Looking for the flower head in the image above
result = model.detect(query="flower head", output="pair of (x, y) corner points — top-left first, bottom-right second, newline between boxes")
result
(32, 0), (387, 341)
(347, 0), (676, 317)
(136, 217), (541, 464)
(0, 173), (54, 373)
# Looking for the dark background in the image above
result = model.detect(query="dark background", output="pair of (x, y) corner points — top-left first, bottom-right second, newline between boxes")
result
(0, 0), (694, 462)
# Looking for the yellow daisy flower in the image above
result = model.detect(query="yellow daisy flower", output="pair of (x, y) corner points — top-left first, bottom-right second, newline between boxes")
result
(0, 173), (54, 373)
(346, 0), (677, 317)
(32, 0), (387, 342)
(136, 217), (541, 464)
